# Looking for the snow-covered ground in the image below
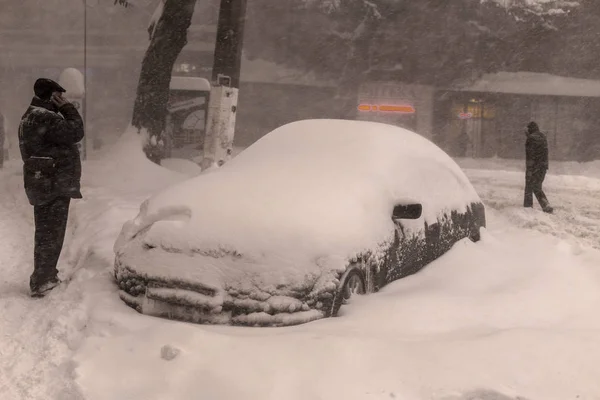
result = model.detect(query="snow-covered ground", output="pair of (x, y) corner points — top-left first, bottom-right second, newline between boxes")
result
(456, 157), (600, 250)
(1, 132), (600, 400)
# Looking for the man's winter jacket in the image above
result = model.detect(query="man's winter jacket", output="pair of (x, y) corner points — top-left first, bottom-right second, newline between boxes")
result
(18, 97), (84, 206)
(525, 130), (549, 170)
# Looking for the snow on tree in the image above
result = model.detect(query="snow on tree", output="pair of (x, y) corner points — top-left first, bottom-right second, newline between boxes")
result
(147, 0), (166, 40)
(111, 0), (582, 161)
(500, 0), (579, 16)
(246, 0), (532, 118)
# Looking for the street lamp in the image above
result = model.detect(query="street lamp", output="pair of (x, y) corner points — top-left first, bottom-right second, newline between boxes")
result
(82, 0), (99, 138)
(81, 0), (99, 157)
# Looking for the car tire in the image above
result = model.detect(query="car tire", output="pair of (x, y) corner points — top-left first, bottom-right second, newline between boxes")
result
(330, 265), (366, 317)
(469, 227), (481, 242)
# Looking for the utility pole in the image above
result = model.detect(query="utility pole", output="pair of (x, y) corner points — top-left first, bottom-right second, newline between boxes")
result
(201, 0), (248, 170)
(212, 0), (248, 89)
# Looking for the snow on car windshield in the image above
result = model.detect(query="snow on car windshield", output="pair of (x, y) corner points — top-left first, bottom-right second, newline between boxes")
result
(135, 119), (481, 260)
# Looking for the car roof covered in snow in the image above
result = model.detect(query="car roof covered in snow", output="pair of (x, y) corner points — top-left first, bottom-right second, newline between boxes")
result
(134, 119), (481, 261)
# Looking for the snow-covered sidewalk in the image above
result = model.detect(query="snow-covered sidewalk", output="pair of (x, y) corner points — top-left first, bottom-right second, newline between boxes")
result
(0, 161), (87, 399)
(2, 138), (600, 399)
(0, 132), (188, 400)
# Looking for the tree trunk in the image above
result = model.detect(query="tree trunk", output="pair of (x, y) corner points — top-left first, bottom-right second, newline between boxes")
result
(131, 0), (196, 164)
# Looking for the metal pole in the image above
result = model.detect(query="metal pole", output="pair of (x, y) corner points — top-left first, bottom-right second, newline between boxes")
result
(202, 0), (248, 170)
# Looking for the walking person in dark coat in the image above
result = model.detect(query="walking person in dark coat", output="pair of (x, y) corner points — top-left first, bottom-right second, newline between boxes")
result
(524, 121), (553, 213)
(18, 78), (84, 297)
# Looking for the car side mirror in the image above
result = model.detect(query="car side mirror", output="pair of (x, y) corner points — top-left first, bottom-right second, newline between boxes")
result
(392, 203), (422, 220)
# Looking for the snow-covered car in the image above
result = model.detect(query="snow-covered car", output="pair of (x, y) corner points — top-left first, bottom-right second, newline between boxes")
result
(113, 119), (486, 327)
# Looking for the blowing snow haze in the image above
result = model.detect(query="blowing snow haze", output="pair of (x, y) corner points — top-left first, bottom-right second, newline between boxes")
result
(3, 0), (600, 399)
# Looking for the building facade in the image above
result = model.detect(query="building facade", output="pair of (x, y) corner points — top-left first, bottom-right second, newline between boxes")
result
(357, 72), (600, 162)
(434, 72), (600, 161)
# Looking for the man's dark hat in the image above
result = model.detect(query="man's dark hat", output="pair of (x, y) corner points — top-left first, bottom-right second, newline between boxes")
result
(527, 121), (539, 133)
(34, 78), (66, 100)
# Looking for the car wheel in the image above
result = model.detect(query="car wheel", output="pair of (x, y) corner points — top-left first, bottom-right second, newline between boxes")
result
(469, 227), (481, 242)
(330, 265), (366, 317)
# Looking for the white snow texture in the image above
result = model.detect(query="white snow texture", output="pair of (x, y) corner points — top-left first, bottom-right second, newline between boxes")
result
(1, 121), (600, 400)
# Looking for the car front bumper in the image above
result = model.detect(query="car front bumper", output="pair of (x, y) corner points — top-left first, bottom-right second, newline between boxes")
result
(114, 257), (335, 327)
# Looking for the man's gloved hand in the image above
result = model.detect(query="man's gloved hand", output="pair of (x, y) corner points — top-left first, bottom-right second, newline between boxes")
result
(51, 93), (71, 109)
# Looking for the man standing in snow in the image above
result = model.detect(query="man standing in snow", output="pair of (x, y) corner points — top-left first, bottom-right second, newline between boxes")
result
(524, 121), (553, 214)
(18, 78), (84, 297)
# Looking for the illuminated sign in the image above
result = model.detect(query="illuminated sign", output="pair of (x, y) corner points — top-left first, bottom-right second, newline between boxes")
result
(357, 104), (416, 114)
(453, 104), (496, 120)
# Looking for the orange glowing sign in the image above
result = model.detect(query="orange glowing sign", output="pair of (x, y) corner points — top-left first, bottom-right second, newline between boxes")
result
(357, 104), (416, 114)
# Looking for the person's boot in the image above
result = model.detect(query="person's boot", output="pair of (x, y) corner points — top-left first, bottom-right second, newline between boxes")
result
(543, 206), (554, 214)
(30, 278), (60, 298)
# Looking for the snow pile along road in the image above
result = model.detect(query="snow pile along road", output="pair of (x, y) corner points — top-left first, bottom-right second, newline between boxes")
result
(79, 135), (600, 399)
(1, 130), (600, 400)
(0, 162), (87, 400)
(0, 128), (189, 400)
(75, 218), (600, 400)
